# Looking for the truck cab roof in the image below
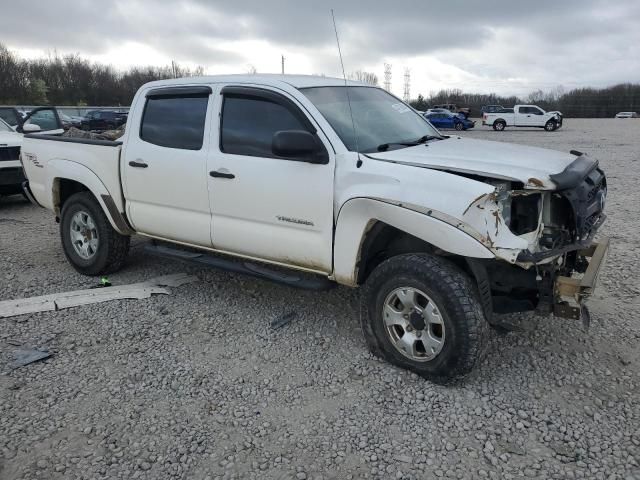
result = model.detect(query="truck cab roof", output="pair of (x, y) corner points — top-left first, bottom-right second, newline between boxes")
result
(141, 74), (369, 91)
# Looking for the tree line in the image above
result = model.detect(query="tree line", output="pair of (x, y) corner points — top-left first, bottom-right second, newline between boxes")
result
(0, 43), (203, 106)
(1, 43), (638, 117)
(410, 84), (640, 118)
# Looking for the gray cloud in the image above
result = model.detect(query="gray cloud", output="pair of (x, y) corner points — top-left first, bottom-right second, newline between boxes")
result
(2, 0), (639, 94)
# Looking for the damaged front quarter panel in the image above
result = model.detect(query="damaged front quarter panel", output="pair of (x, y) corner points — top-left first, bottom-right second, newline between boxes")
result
(460, 186), (547, 265)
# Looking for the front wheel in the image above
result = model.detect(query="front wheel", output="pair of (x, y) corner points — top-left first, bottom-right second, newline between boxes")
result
(454, 122), (464, 131)
(361, 253), (487, 384)
(60, 192), (130, 275)
(544, 120), (557, 131)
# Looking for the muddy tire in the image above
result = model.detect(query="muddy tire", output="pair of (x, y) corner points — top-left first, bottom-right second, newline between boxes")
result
(60, 192), (130, 275)
(361, 253), (488, 384)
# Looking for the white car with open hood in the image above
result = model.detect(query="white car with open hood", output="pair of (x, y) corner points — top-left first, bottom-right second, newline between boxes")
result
(20, 75), (608, 383)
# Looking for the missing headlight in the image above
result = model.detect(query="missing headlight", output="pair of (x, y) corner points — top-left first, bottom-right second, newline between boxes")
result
(510, 193), (541, 235)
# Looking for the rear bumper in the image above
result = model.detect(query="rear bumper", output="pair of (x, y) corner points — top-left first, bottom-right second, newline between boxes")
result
(553, 237), (609, 320)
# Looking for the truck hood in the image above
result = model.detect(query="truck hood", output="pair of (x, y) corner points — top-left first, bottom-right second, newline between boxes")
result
(366, 137), (576, 189)
(0, 131), (23, 147)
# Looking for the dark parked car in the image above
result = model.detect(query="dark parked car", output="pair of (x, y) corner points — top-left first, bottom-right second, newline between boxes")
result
(425, 112), (475, 131)
(81, 110), (127, 131)
(480, 105), (504, 114)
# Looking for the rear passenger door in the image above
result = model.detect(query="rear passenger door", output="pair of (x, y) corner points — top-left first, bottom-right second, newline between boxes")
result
(207, 85), (335, 273)
(122, 85), (215, 246)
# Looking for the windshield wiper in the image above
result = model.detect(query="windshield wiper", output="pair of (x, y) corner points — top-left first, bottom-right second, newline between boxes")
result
(375, 135), (442, 152)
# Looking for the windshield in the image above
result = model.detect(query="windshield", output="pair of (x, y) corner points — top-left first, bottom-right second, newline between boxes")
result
(0, 119), (14, 132)
(301, 86), (441, 153)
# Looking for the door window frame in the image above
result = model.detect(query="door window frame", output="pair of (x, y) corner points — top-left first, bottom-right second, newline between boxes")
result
(138, 85), (213, 151)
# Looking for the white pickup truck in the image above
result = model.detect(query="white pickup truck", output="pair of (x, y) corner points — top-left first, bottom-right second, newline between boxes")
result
(20, 75), (608, 383)
(483, 105), (563, 131)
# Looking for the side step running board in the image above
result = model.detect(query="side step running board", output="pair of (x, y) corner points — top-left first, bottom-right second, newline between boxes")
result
(144, 243), (335, 291)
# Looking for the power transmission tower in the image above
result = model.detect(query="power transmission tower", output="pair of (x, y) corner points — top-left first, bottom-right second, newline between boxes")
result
(403, 68), (411, 102)
(384, 63), (392, 92)
(281, 55), (285, 74)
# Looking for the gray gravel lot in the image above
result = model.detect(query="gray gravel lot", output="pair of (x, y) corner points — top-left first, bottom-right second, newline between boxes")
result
(1, 119), (639, 480)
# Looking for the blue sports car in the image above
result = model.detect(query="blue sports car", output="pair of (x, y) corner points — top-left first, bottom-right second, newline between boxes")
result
(424, 112), (475, 131)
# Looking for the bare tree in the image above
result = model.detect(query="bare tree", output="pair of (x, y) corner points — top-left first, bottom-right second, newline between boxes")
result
(349, 70), (379, 86)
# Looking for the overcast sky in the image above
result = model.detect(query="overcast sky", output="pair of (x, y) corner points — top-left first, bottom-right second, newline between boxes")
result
(3, 0), (639, 97)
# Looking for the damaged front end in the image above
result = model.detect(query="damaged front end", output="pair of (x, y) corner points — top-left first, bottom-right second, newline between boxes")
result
(462, 153), (609, 324)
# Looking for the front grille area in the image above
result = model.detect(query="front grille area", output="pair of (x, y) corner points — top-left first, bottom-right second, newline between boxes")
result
(0, 146), (20, 162)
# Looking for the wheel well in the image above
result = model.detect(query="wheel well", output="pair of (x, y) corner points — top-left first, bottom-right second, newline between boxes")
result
(493, 118), (506, 124)
(54, 178), (89, 214)
(356, 221), (470, 284)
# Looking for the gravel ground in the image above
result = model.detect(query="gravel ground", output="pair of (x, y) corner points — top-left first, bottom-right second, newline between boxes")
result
(1, 119), (639, 480)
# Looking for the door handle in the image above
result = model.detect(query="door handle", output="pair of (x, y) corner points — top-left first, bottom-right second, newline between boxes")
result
(209, 170), (235, 179)
(129, 160), (148, 168)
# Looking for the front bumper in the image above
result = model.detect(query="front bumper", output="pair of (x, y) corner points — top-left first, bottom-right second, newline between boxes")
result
(553, 237), (609, 321)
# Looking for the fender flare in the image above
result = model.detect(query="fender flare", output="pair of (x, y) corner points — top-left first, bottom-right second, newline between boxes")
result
(48, 159), (133, 235)
(333, 198), (494, 286)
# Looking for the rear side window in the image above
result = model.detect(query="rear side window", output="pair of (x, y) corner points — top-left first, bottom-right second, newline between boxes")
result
(221, 96), (309, 158)
(141, 95), (208, 150)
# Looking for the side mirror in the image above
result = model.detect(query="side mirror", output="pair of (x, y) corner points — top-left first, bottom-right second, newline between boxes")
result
(272, 130), (327, 164)
(22, 123), (42, 133)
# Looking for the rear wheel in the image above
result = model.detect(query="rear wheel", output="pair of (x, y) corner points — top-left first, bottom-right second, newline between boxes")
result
(60, 192), (130, 275)
(361, 253), (488, 384)
(544, 120), (557, 131)
(454, 121), (464, 131)
(493, 120), (506, 131)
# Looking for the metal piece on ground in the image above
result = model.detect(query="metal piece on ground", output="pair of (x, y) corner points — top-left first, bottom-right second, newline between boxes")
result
(383, 287), (445, 362)
(11, 349), (52, 369)
(0, 273), (198, 319)
(271, 311), (298, 330)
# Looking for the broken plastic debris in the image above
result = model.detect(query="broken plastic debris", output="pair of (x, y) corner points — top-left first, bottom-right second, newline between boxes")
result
(11, 349), (52, 368)
(270, 311), (297, 330)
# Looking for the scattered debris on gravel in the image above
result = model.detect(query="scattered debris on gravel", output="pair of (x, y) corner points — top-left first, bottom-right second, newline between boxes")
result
(1, 119), (639, 479)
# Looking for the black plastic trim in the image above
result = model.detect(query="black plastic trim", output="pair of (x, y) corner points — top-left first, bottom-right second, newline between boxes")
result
(24, 133), (122, 146)
(22, 181), (43, 208)
(550, 154), (599, 190)
(146, 85), (212, 98)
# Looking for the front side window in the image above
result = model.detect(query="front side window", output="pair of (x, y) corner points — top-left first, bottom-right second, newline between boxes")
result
(27, 109), (59, 130)
(221, 95), (310, 158)
(141, 95), (208, 150)
(301, 86), (440, 153)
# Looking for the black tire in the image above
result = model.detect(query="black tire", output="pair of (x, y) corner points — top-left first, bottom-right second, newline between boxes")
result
(454, 121), (464, 131)
(493, 120), (506, 131)
(544, 120), (557, 131)
(361, 253), (488, 384)
(60, 192), (130, 275)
